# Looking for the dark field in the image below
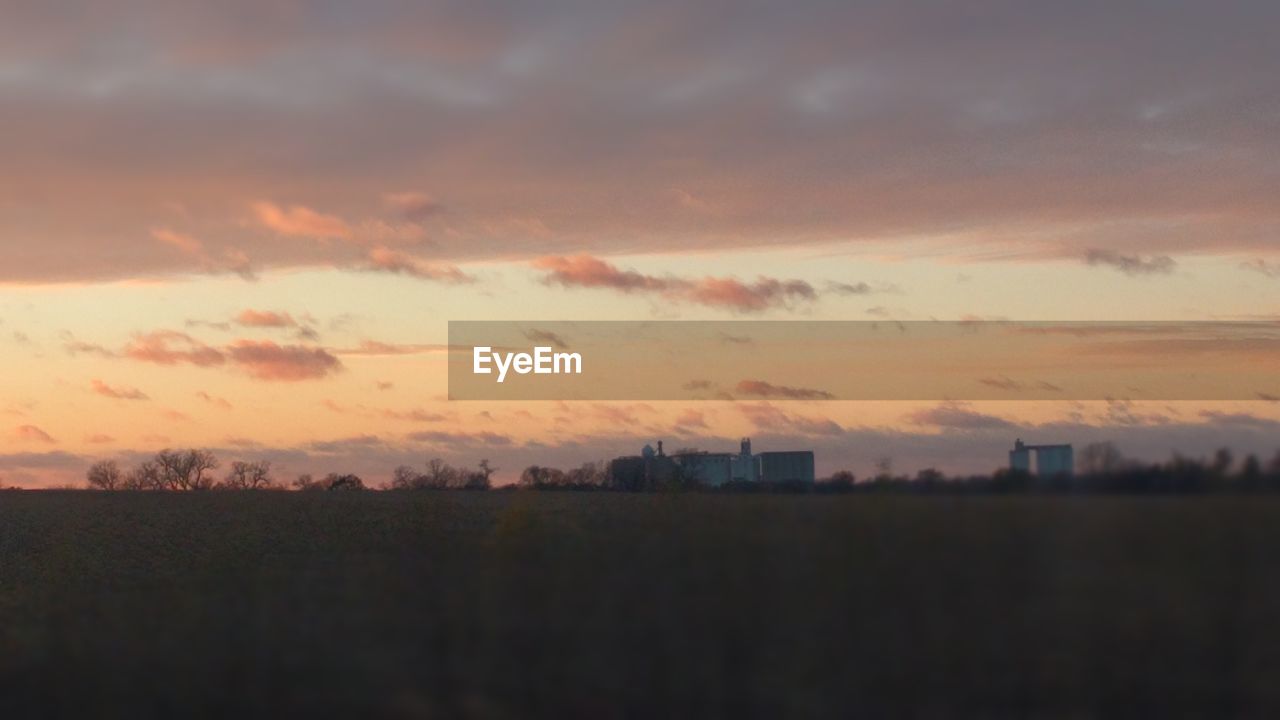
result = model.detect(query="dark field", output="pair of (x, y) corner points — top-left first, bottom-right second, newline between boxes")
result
(3, 492), (1280, 718)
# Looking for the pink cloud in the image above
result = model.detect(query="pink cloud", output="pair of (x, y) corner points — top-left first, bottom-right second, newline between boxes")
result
(225, 340), (343, 381)
(15, 425), (55, 443)
(151, 228), (203, 255)
(124, 331), (226, 367)
(90, 379), (149, 401)
(235, 309), (296, 328)
(122, 331), (343, 381)
(365, 246), (472, 283)
(533, 254), (816, 313)
(252, 201), (352, 240)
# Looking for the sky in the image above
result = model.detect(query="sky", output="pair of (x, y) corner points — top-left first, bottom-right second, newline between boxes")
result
(2, 1), (1279, 487)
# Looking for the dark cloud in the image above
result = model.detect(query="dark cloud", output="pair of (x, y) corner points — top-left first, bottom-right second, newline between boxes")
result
(1, 3), (1278, 283)
(735, 380), (834, 400)
(1083, 249), (1177, 276)
(524, 328), (570, 349)
(406, 430), (513, 446)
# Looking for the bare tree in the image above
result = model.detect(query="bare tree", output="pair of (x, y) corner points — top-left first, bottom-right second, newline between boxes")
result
(123, 460), (162, 490)
(392, 464), (422, 490)
(223, 460), (273, 489)
(155, 449), (219, 491)
(86, 460), (122, 490)
(324, 473), (365, 491)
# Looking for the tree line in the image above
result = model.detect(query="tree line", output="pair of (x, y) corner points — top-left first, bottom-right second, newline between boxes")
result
(86, 442), (1280, 495)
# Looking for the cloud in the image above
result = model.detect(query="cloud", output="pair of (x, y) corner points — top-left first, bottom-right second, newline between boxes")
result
(405, 430), (513, 446)
(2, 3), (1280, 286)
(533, 254), (816, 312)
(523, 328), (569, 349)
(309, 435), (384, 453)
(15, 425), (55, 443)
(826, 281), (872, 295)
(1198, 410), (1279, 429)
(252, 201), (352, 240)
(90, 379), (149, 401)
(122, 331), (342, 381)
(195, 391), (233, 409)
(906, 401), (1016, 430)
(151, 229), (256, 280)
(364, 246), (473, 283)
(734, 380), (834, 400)
(674, 409), (708, 429)
(85, 434), (115, 444)
(124, 331), (226, 367)
(235, 309), (296, 328)
(64, 339), (117, 358)
(739, 403), (845, 436)
(977, 376), (1064, 393)
(1241, 259), (1280, 278)
(225, 340), (343, 381)
(1084, 249), (1177, 276)
(152, 228), (203, 255)
(384, 191), (440, 219)
(335, 340), (454, 356)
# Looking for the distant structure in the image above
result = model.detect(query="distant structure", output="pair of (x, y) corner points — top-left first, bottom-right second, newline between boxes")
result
(608, 438), (814, 489)
(1009, 439), (1074, 477)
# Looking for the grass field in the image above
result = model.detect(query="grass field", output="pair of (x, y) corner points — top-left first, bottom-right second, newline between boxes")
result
(3, 491), (1280, 718)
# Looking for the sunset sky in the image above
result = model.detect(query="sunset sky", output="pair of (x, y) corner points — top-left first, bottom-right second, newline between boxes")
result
(3, 1), (1279, 487)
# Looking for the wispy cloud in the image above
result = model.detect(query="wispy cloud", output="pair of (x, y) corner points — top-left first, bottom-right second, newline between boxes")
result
(735, 379), (834, 400)
(90, 379), (149, 400)
(364, 246), (472, 283)
(1084, 249), (1177, 276)
(906, 401), (1015, 430)
(533, 254), (816, 313)
(252, 201), (352, 240)
(121, 331), (343, 381)
(14, 425), (55, 443)
(235, 309), (297, 328)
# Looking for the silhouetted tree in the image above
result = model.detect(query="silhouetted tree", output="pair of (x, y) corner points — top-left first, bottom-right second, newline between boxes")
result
(222, 460), (273, 489)
(155, 449), (219, 491)
(325, 473), (365, 491)
(86, 460), (122, 490)
(123, 460), (162, 490)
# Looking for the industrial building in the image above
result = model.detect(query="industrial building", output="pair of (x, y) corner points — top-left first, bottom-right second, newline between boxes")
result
(1009, 439), (1074, 478)
(608, 438), (814, 489)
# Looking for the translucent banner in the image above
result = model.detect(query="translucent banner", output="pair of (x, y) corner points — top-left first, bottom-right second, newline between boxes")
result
(447, 321), (1280, 401)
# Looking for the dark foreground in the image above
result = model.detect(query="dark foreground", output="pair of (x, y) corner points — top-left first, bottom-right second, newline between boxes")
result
(3, 492), (1280, 718)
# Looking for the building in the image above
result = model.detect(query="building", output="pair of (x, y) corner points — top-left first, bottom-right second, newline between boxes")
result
(1009, 439), (1074, 478)
(758, 451), (816, 484)
(608, 437), (813, 489)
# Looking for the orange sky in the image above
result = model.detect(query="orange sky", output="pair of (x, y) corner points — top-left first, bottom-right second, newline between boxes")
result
(2, 2), (1280, 487)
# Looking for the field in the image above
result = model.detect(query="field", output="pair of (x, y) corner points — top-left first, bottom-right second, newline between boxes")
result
(3, 491), (1280, 718)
